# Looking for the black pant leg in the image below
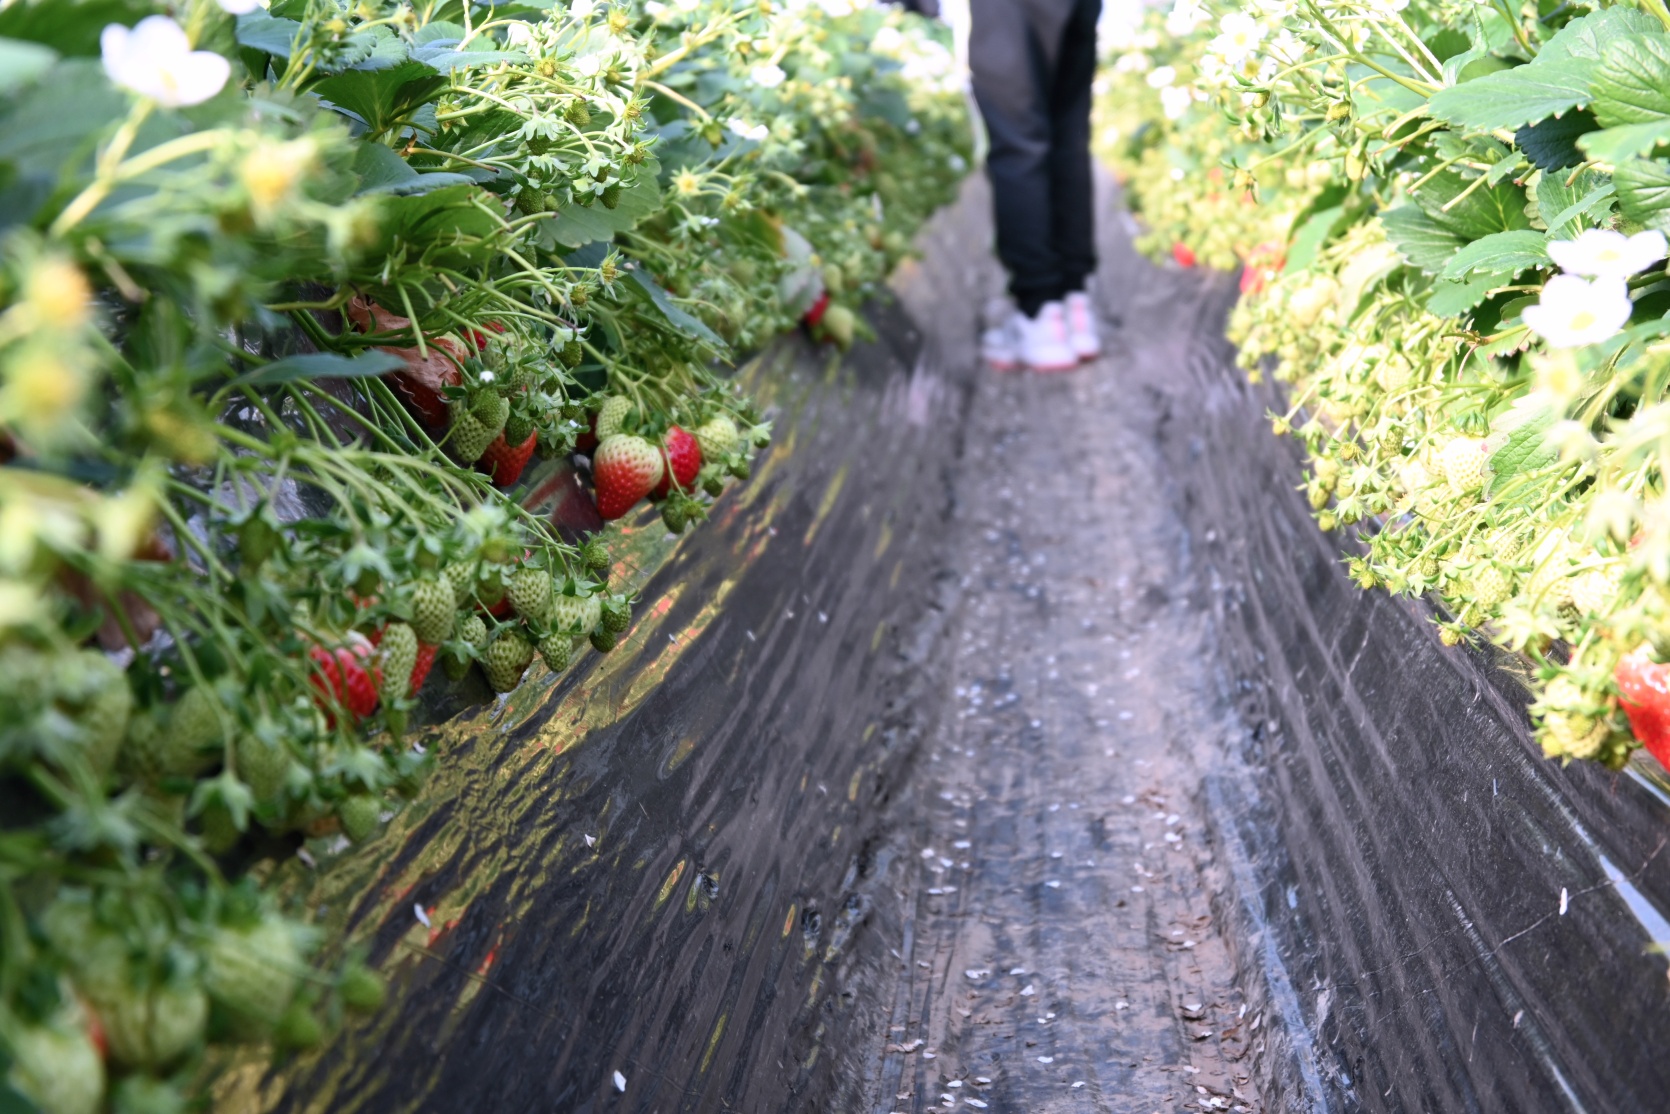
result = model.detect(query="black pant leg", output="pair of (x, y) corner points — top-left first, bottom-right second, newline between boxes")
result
(968, 0), (1059, 315)
(1047, 0), (1100, 291)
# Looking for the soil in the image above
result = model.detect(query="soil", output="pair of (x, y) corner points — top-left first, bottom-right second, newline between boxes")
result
(859, 181), (1263, 1114)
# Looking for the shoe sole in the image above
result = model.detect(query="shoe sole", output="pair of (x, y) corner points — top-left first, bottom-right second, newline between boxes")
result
(1027, 360), (1079, 373)
(985, 358), (1019, 372)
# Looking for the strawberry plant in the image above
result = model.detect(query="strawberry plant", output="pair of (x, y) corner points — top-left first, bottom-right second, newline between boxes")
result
(0, 0), (968, 1106)
(1101, 0), (1670, 771)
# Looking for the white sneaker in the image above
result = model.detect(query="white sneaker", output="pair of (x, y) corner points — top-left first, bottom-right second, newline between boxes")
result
(1065, 291), (1101, 360)
(1018, 301), (1077, 372)
(980, 298), (1020, 371)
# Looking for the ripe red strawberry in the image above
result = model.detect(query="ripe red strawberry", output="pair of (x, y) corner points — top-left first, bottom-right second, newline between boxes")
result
(802, 290), (830, 329)
(1616, 645), (1670, 767)
(409, 642), (438, 694)
(652, 425), (703, 498)
(1172, 243), (1197, 268)
(479, 430), (539, 486)
(593, 434), (664, 520)
(308, 642), (381, 726)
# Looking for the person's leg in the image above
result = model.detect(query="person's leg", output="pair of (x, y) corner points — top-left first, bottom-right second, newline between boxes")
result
(1046, 0), (1100, 293)
(968, 0), (1059, 316)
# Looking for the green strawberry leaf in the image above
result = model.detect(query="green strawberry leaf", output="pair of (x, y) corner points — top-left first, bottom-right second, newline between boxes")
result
(1487, 404), (1557, 493)
(1591, 34), (1670, 128)
(1414, 170), (1533, 240)
(234, 11), (303, 58)
(312, 60), (449, 136)
(351, 142), (474, 195)
(1515, 109), (1597, 171)
(1535, 7), (1662, 64)
(1440, 229), (1549, 280)
(1427, 57), (1596, 131)
(1536, 170), (1614, 239)
(1428, 273), (1503, 316)
(1381, 206), (1465, 275)
(1578, 119), (1670, 163)
(0, 36), (55, 94)
(629, 269), (725, 348)
(1614, 158), (1670, 230)
(231, 351), (406, 388)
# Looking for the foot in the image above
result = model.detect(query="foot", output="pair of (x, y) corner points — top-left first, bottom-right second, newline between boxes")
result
(1065, 291), (1101, 360)
(1017, 301), (1077, 372)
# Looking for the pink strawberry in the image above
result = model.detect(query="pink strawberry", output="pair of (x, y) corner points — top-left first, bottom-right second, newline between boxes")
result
(593, 435), (664, 520)
(652, 426), (703, 498)
(409, 642), (438, 694)
(479, 431), (539, 486)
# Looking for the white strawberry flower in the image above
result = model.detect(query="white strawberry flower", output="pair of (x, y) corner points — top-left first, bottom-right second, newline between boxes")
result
(1210, 12), (1265, 64)
(217, 0), (266, 12)
(101, 16), (230, 107)
(1166, 0), (1209, 35)
(1160, 85), (1193, 120)
(727, 118), (769, 141)
(1547, 228), (1668, 280)
(1523, 274), (1633, 349)
(1146, 65), (1177, 88)
(749, 63), (786, 88)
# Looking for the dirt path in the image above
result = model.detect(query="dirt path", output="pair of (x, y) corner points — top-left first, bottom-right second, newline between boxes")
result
(864, 185), (1263, 1114)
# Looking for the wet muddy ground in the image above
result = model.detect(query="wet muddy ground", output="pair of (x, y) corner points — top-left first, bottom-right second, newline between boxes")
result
(856, 184), (1264, 1114)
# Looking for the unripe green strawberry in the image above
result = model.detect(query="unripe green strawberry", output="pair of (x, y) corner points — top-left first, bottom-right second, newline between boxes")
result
(661, 499), (688, 533)
(590, 628), (618, 653)
(410, 578), (457, 645)
(339, 793), (382, 842)
(561, 340), (584, 368)
(449, 406), (496, 464)
(236, 732), (290, 801)
(205, 918), (302, 1024)
(484, 631), (535, 692)
(340, 964), (387, 1013)
(239, 510), (280, 568)
(550, 593), (590, 636)
(504, 411), (535, 446)
(580, 592), (603, 634)
(56, 650), (130, 777)
(516, 189), (551, 215)
(377, 622), (419, 702)
(443, 560), (476, 602)
(199, 800), (241, 853)
(1440, 436), (1489, 495)
(692, 414), (740, 461)
(95, 978), (207, 1068)
(472, 389), (510, 432)
(274, 1001), (324, 1049)
(6, 1019), (105, 1114)
(123, 689), (221, 781)
(538, 632), (572, 672)
(601, 596), (631, 633)
(581, 538), (610, 573)
(1571, 565), (1621, 616)
(820, 303), (856, 350)
(509, 566), (554, 623)
(444, 614), (489, 681)
(701, 467), (725, 497)
(1467, 562), (1511, 609)
(595, 395), (633, 440)
(477, 565), (507, 608)
(566, 98), (591, 125)
(726, 455), (751, 480)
